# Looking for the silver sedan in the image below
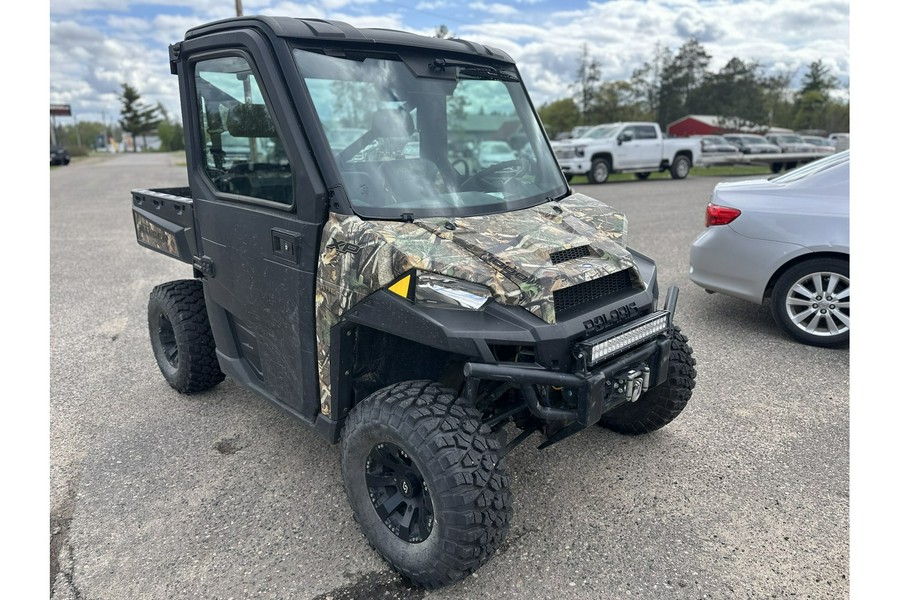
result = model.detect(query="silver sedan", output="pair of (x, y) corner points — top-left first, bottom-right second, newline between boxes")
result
(689, 151), (849, 347)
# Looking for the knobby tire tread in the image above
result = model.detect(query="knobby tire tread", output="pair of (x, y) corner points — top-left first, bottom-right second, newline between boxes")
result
(341, 381), (511, 588)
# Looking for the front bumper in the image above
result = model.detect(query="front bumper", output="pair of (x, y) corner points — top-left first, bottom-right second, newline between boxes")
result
(462, 287), (679, 447)
(555, 157), (589, 175)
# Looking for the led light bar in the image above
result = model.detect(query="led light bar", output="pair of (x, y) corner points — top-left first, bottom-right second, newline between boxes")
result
(580, 312), (670, 366)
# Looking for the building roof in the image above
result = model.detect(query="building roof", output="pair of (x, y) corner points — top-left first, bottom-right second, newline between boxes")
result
(668, 114), (768, 132)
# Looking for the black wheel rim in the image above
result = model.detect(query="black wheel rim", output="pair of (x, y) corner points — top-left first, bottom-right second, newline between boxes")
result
(365, 442), (434, 543)
(157, 312), (179, 368)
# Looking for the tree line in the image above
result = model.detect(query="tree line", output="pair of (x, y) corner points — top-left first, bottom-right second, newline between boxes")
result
(51, 83), (184, 155)
(537, 38), (849, 139)
(53, 38), (850, 154)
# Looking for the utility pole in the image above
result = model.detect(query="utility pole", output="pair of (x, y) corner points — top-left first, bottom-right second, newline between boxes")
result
(235, 1), (243, 17)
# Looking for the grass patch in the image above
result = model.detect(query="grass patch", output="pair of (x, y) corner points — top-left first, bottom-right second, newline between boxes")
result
(566, 164), (771, 185)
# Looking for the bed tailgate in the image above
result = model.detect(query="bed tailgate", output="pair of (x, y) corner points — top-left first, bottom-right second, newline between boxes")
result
(131, 187), (198, 264)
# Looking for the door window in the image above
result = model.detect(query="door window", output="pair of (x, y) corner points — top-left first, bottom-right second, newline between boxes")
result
(194, 56), (293, 205)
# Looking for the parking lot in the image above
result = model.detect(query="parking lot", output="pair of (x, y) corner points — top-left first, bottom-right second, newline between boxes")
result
(50, 153), (848, 599)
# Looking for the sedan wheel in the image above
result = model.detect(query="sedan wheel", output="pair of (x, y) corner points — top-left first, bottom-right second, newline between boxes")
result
(771, 258), (849, 347)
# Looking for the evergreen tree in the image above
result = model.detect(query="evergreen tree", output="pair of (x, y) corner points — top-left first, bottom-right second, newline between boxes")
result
(572, 44), (602, 123)
(693, 58), (768, 127)
(118, 83), (161, 152)
(630, 42), (672, 122)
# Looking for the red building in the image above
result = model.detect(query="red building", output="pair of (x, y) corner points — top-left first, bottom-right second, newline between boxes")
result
(666, 114), (764, 137)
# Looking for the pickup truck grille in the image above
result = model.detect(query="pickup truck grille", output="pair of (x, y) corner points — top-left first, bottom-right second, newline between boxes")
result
(553, 270), (634, 316)
(550, 245), (591, 264)
(554, 148), (575, 160)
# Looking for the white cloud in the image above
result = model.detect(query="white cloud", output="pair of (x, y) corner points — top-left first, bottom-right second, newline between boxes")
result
(470, 2), (519, 17)
(49, 0), (850, 123)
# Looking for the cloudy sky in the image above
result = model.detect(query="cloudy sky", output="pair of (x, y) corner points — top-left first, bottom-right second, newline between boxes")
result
(48, 0), (850, 126)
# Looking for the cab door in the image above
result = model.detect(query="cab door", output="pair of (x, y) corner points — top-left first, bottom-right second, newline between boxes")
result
(181, 44), (326, 422)
(618, 124), (662, 169)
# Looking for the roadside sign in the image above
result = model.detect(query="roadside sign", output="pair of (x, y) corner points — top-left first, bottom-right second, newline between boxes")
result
(50, 104), (72, 116)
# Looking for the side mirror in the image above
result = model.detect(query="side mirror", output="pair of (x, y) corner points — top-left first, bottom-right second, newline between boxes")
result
(618, 133), (633, 145)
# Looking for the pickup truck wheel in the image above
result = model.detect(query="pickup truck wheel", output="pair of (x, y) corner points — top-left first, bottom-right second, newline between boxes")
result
(669, 155), (691, 179)
(587, 158), (610, 184)
(599, 326), (696, 435)
(341, 380), (511, 588)
(770, 258), (849, 347)
(148, 279), (225, 394)
(635, 172), (651, 180)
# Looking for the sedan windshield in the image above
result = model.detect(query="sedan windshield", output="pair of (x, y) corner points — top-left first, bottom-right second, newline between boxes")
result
(293, 49), (567, 219)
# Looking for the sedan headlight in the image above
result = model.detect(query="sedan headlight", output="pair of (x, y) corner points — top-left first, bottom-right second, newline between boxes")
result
(387, 271), (493, 310)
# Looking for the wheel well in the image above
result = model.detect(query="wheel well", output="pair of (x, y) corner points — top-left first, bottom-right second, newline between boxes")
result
(589, 152), (613, 168)
(331, 324), (467, 422)
(674, 150), (693, 165)
(764, 252), (849, 299)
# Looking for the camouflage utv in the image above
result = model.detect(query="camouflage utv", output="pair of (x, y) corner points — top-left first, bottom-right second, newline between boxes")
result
(133, 16), (697, 589)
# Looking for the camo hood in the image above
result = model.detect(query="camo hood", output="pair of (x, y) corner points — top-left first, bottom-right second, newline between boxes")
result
(317, 191), (637, 322)
(314, 192), (639, 412)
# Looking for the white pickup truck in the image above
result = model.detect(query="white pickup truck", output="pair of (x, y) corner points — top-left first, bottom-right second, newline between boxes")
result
(552, 122), (702, 184)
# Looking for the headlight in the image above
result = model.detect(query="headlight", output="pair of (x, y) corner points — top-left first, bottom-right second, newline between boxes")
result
(386, 271), (492, 310)
(415, 272), (492, 309)
(574, 145), (586, 158)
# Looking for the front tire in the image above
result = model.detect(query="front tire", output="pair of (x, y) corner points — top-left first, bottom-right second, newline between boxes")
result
(770, 258), (849, 347)
(599, 326), (696, 435)
(341, 381), (511, 588)
(587, 157), (611, 184)
(669, 155), (691, 179)
(148, 279), (225, 393)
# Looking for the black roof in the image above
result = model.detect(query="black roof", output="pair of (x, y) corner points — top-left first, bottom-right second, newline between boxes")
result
(183, 16), (515, 65)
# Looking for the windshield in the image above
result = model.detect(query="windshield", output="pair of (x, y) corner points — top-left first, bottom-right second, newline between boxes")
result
(583, 125), (619, 139)
(743, 136), (767, 145)
(293, 49), (566, 219)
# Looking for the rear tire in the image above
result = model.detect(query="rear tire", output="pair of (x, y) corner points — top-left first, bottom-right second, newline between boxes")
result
(669, 155), (691, 179)
(599, 326), (696, 434)
(148, 279), (225, 393)
(770, 258), (849, 347)
(341, 381), (511, 588)
(587, 158), (611, 184)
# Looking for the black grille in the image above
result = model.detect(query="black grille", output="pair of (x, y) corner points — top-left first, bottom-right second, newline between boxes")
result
(553, 270), (634, 316)
(550, 245), (591, 264)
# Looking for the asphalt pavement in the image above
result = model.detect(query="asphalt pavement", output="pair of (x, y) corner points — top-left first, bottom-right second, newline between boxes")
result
(49, 153), (849, 599)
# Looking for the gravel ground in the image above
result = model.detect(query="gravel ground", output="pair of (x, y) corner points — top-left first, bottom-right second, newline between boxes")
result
(48, 153), (849, 599)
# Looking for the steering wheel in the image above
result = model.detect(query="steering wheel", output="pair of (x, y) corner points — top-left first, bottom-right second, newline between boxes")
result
(460, 159), (531, 192)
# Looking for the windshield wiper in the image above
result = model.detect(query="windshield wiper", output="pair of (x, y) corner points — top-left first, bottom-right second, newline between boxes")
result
(428, 58), (519, 82)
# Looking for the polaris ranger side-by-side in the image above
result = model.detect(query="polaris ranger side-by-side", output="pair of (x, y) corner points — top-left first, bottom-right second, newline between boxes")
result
(133, 16), (697, 588)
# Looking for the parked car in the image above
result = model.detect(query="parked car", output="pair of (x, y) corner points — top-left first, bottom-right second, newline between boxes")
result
(50, 145), (71, 166)
(828, 133), (850, 151)
(689, 151), (849, 347)
(476, 140), (517, 168)
(722, 134), (781, 154)
(765, 133), (818, 154)
(801, 135), (837, 154)
(695, 135), (740, 154)
(569, 125), (597, 139)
